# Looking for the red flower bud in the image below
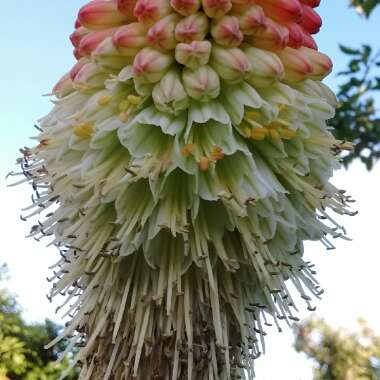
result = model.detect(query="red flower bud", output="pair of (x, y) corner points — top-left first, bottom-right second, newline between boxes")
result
(79, 28), (118, 55)
(299, 4), (322, 34)
(78, 0), (129, 30)
(256, 0), (303, 23)
(286, 22), (304, 48)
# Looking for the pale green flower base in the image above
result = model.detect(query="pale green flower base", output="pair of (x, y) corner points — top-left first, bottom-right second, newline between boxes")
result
(17, 65), (353, 379)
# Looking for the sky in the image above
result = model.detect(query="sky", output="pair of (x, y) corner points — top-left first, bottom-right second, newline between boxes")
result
(0, 1), (380, 379)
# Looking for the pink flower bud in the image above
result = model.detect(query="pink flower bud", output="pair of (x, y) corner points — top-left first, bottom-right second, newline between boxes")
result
(175, 40), (212, 69)
(244, 46), (284, 87)
(301, 28), (317, 49)
(210, 46), (252, 83)
(256, 0), (303, 23)
(79, 28), (118, 55)
(52, 73), (74, 98)
(70, 58), (89, 80)
(211, 16), (243, 47)
(93, 37), (130, 70)
(133, 47), (174, 83)
(202, 0), (232, 19)
(70, 26), (90, 48)
(117, 0), (138, 18)
(298, 47), (332, 80)
(152, 69), (190, 114)
(170, 0), (201, 16)
(299, 4), (322, 34)
(78, 1), (129, 30)
(113, 23), (148, 56)
(238, 5), (267, 35)
(276, 46), (313, 82)
(249, 19), (289, 50)
(133, 0), (172, 25)
(286, 22), (304, 48)
(75, 18), (81, 29)
(175, 13), (209, 43)
(147, 14), (181, 50)
(182, 65), (221, 101)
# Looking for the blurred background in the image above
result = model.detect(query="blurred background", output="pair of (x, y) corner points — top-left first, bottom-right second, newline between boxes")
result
(0, 1), (380, 379)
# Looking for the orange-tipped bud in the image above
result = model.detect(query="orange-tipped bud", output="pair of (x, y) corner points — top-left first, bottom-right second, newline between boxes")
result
(256, 0), (303, 23)
(133, 47), (174, 83)
(276, 46), (313, 82)
(202, 0), (232, 19)
(79, 28), (118, 55)
(299, 47), (332, 80)
(133, 0), (172, 24)
(286, 22), (304, 48)
(147, 14), (180, 50)
(175, 40), (212, 69)
(250, 19), (289, 50)
(299, 4), (322, 34)
(211, 16), (243, 47)
(238, 5), (267, 35)
(170, 0), (201, 16)
(175, 13), (209, 43)
(113, 23), (147, 56)
(78, 1), (129, 30)
(182, 65), (221, 101)
(210, 46), (252, 83)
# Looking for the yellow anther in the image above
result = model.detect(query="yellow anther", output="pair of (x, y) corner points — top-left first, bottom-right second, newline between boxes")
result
(211, 146), (224, 161)
(119, 100), (130, 112)
(250, 127), (268, 140)
(269, 129), (281, 140)
(199, 157), (210, 171)
(119, 112), (129, 123)
(181, 144), (197, 157)
(244, 127), (252, 138)
(280, 128), (297, 139)
(73, 122), (95, 138)
(245, 110), (261, 119)
(278, 104), (287, 113)
(98, 95), (111, 106)
(127, 95), (142, 105)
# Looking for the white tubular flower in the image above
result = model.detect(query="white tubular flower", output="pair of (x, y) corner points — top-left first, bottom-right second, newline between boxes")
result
(14, 0), (354, 379)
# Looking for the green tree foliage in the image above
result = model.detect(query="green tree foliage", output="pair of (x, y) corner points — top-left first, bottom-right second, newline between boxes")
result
(294, 318), (380, 380)
(0, 265), (76, 380)
(333, 1), (380, 169)
(350, 0), (380, 17)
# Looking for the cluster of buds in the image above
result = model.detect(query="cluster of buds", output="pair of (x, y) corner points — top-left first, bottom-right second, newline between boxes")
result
(60, 0), (332, 120)
(18, 1), (354, 380)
